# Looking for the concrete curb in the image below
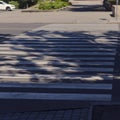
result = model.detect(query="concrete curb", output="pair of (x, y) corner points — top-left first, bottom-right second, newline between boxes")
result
(21, 5), (71, 12)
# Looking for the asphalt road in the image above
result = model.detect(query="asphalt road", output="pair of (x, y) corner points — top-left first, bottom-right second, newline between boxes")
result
(0, 23), (47, 36)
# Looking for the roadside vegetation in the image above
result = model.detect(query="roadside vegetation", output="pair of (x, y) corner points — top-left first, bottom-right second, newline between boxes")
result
(3, 0), (70, 9)
(38, 0), (70, 10)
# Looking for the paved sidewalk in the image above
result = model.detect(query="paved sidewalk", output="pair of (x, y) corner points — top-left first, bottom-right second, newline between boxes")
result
(0, 108), (89, 120)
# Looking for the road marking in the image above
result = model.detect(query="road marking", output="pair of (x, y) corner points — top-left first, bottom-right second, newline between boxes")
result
(0, 92), (111, 101)
(0, 83), (112, 90)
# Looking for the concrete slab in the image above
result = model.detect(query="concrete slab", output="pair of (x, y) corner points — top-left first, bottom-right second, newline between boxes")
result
(91, 104), (120, 120)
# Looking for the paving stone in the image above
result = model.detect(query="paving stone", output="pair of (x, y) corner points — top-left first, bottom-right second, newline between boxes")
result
(1, 113), (13, 120)
(17, 112), (31, 120)
(27, 112), (39, 120)
(0, 107), (89, 120)
(10, 113), (22, 120)
(36, 112), (48, 120)
(44, 111), (56, 120)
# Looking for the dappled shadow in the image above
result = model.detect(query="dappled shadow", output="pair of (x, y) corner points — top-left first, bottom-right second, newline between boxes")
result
(0, 34), (14, 43)
(0, 29), (119, 84)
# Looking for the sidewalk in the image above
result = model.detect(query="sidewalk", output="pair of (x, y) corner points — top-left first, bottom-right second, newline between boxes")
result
(0, 107), (89, 120)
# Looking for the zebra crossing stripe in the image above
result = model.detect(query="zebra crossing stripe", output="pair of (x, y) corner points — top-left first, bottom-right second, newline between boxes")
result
(0, 92), (111, 101)
(0, 51), (116, 56)
(0, 66), (114, 72)
(0, 74), (113, 82)
(0, 44), (116, 48)
(0, 56), (115, 61)
(0, 48), (116, 52)
(0, 83), (112, 90)
(0, 61), (115, 66)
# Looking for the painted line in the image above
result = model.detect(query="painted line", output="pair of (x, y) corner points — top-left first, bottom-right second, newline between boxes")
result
(0, 83), (112, 90)
(0, 61), (115, 66)
(0, 66), (114, 72)
(4, 39), (118, 44)
(12, 36), (118, 39)
(0, 48), (116, 52)
(0, 92), (111, 101)
(4, 41), (117, 45)
(0, 51), (116, 56)
(0, 56), (115, 61)
(0, 74), (113, 81)
(0, 44), (116, 48)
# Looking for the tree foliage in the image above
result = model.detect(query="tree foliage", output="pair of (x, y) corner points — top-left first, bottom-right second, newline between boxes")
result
(3, 0), (69, 9)
(38, 0), (70, 10)
(3, 0), (38, 8)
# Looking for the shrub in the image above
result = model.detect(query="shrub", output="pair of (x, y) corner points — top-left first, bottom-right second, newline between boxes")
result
(52, 1), (68, 9)
(38, 0), (70, 10)
(18, 0), (38, 9)
(9, 1), (19, 8)
(39, 1), (53, 10)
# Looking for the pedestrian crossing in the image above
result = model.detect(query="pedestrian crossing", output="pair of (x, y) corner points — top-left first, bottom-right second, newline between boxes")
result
(0, 83), (112, 101)
(0, 29), (118, 102)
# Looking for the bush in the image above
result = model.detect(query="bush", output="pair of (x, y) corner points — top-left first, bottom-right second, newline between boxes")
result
(38, 0), (70, 10)
(18, 0), (38, 9)
(39, 1), (53, 10)
(52, 1), (69, 9)
(9, 1), (19, 8)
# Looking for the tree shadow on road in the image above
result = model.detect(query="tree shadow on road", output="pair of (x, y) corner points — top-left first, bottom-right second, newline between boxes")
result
(0, 28), (119, 84)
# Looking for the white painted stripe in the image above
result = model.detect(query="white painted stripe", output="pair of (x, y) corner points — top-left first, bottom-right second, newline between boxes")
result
(0, 51), (116, 56)
(4, 42), (117, 47)
(27, 56), (115, 61)
(0, 83), (112, 90)
(0, 44), (116, 48)
(0, 74), (113, 77)
(0, 92), (111, 101)
(0, 56), (115, 61)
(0, 66), (114, 72)
(62, 57), (115, 61)
(0, 74), (113, 84)
(11, 37), (118, 40)
(4, 40), (118, 43)
(12, 36), (118, 39)
(0, 48), (116, 52)
(0, 61), (114, 66)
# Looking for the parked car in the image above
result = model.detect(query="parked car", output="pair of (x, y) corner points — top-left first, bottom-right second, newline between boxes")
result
(0, 1), (15, 11)
(103, 0), (120, 11)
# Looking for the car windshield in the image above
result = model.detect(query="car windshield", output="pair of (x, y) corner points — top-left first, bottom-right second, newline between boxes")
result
(0, 1), (7, 4)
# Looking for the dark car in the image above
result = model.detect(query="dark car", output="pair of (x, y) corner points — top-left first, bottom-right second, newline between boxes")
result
(103, 0), (120, 11)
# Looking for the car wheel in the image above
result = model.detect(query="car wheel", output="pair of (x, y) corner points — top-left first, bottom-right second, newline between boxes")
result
(6, 7), (11, 11)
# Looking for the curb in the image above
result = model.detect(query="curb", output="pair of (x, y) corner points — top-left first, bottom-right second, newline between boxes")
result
(21, 5), (71, 12)
(89, 102), (120, 120)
